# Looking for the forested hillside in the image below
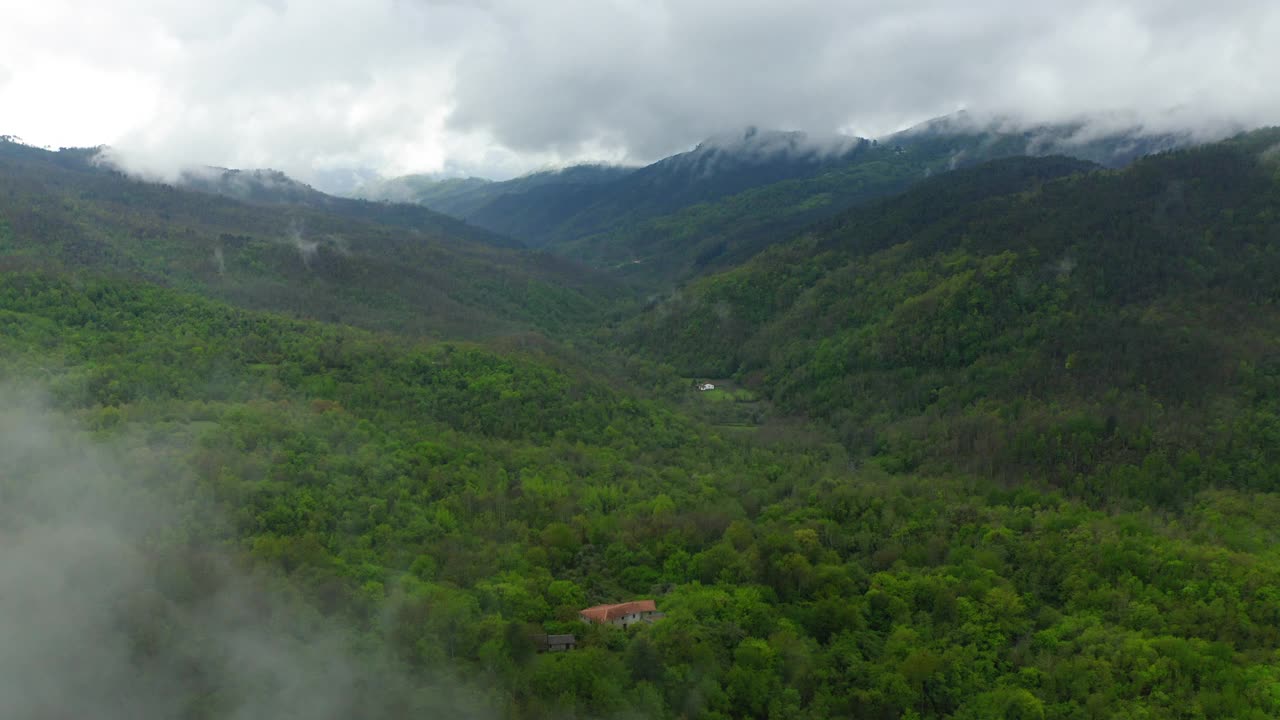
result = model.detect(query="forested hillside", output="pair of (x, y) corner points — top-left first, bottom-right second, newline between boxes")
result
(6, 128), (1280, 719)
(558, 122), (1190, 287)
(361, 129), (868, 251)
(365, 118), (1191, 288)
(7, 272), (1280, 718)
(0, 138), (620, 338)
(626, 129), (1280, 501)
(175, 165), (524, 249)
(357, 164), (634, 222)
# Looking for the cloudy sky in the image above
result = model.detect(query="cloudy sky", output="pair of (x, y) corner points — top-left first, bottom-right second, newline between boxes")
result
(1, 0), (1277, 186)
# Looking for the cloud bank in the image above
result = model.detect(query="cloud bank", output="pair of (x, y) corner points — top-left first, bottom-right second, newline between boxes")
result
(0, 0), (1277, 184)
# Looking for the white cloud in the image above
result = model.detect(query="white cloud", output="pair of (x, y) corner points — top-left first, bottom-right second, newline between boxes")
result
(0, 0), (1277, 182)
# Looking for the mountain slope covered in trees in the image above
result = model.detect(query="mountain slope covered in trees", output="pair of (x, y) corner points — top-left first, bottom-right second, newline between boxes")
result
(364, 117), (1192, 287)
(356, 164), (635, 221)
(626, 128), (1280, 501)
(7, 271), (1280, 718)
(5, 127), (1280, 719)
(175, 165), (524, 250)
(0, 138), (620, 338)
(361, 129), (869, 248)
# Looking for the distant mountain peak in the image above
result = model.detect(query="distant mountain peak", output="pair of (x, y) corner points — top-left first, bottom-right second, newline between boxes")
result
(692, 126), (864, 160)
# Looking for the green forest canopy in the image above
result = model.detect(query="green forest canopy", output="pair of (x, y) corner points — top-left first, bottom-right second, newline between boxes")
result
(2, 129), (1280, 718)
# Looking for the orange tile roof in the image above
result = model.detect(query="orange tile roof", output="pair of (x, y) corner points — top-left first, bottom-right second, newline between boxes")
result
(579, 599), (657, 622)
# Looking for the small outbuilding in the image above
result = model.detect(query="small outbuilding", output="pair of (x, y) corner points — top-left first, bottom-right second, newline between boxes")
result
(534, 633), (577, 652)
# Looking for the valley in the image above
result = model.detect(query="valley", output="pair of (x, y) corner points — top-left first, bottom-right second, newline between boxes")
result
(3, 122), (1280, 719)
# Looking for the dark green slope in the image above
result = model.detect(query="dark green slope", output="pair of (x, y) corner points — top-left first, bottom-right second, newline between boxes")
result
(556, 122), (1191, 287)
(358, 174), (493, 210)
(177, 166), (523, 249)
(553, 141), (915, 282)
(366, 129), (869, 250)
(356, 164), (632, 220)
(626, 129), (1280, 500)
(363, 118), (1193, 289)
(0, 138), (621, 339)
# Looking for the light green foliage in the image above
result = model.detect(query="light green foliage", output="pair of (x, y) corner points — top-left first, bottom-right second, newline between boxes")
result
(7, 269), (1280, 716)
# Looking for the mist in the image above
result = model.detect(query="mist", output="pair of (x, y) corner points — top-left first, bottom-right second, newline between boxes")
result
(693, 127), (865, 161)
(0, 387), (491, 719)
(285, 220), (320, 268)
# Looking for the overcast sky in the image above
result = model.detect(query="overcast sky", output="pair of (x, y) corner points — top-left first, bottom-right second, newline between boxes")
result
(1, 0), (1277, 185)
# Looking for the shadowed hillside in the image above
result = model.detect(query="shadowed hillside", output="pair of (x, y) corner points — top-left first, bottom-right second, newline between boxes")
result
(365, 117), (1196, 288)
(0, 138), (623, 339)
(626, 128), (1280, 502)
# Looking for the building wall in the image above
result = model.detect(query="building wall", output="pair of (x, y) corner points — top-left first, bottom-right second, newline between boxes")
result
(610, 611), (655, 628)
(582, 607), (660, 627)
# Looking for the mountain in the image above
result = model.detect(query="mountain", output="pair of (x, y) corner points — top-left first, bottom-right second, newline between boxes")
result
(366, 116), (1203, 288)
(433, 164), (639, 239)
(356, 164), (633, 220)
(557, 117), (1198, 286)
(8, 127), (1280, 719)
(624, 128), (1280, 499)
(361, 128), (868, 249)
(886, 111), (1194, 167)
(172, 165), (522, 250)
(0, 137), (620, 338)
(0, 269), (835, 718)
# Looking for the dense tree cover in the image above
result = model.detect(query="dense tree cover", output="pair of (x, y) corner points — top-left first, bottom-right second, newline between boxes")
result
(6, 128), (1280, 718)
(626, 131), (1280, 495)
(173, 166), (525, 249)
(4, 269), (1280, 718)
(367, 117), (1189, 289)
(0, 138), (519, 250)
(552, 122), (1183, 287)
(555, 150), (928, 284)
(357, 166), (635, 224)
(0, 137), (622, 338)
(363, 130), (872, 251)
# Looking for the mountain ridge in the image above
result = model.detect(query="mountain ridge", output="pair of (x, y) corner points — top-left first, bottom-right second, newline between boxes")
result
(0, 136), (622, 339)
(360, 114), (1216, 287)
(623, 127), (1280, 487)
